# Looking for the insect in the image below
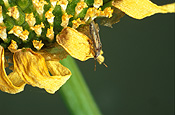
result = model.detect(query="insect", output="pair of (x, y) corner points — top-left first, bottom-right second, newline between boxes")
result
(89, 21), (107, 70)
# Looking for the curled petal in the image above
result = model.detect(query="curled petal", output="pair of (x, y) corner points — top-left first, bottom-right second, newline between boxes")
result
(56, 27), (94, 61)
(0, 46), (26, 94)
(112, 0), (175, 19)
(13, 48), (71, 94)
(46, 60), (71, 90)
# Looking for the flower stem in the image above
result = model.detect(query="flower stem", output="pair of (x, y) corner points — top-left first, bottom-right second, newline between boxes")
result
(60, 56), (102, 115)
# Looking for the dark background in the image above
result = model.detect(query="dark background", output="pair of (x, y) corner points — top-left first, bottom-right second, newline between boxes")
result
(0, 0), (174, 115)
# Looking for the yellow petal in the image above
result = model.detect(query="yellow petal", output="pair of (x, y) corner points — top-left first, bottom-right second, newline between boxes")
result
(112, 0), (175, 19)
(56, 27), (94, 61)
(46, 60), (71, 91)
(0, 46), (26, 94)
(13, 48), (71, 94)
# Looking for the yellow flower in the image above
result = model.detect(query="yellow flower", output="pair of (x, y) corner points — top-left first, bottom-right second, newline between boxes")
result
(0, 0), (174, 94)
(0, 25), (98, 94)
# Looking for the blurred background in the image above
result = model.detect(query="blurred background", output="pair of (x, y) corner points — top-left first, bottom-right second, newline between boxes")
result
(0, 0), (174, 115)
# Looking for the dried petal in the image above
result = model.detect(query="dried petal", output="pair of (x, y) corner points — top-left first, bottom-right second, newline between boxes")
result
(0, 46), (26, 94)
(112, 0), (175, 19)
(13, 48), (71, 94)
(56, 27), (94, 61)
(46, 60), (71, 91)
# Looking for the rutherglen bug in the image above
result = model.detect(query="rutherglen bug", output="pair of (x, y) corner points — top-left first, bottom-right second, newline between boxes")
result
(89, 21), (107, 70)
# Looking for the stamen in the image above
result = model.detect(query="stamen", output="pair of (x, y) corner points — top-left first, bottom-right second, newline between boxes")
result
(32, 0), (48, 18)
(30, 22), (45, 36)
(0, 26), (7, 41)
(45, 8), (55, 25)
(72, 18), (85, 29)
(84, 7), (101, 22)
(8, 26), (29, 41)
(46, 26), (54, 40)
(8, 26), (23, 37)
(19, 30), (29, 41)
(75, 1), (88, 18)
(57, 0), (68, 13)
(32, 40), (44, 50)
(25, 13), (36, 27)
(6, 6), (20, 20)
(2, 0), (10, 8)
(0, 6), (4, 25)
(61, 13), (73, 28)
(101, 7), (113, 18)
(8, 40), (18, 53)
(93, 0), (103, 8)
(50, 0), (58, 8)
(84, 7), (113, 22)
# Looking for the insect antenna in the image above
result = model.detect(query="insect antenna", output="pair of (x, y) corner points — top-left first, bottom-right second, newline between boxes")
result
(94, 58), (108, 71)
(94, 59), (97, 71)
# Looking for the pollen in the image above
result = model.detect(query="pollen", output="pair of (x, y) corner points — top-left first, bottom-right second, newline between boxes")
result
(72, 18), (85, 29)
(19, 30), (29, 41)
(0, 26), (7, 41)
(8, 40), (18, 53)
(61, 13), (73, 28)
(93, 0), (103, 8)
(32, 40), (44, 50)
(32, 0), (48, 17)
(46, 26), (54, 40)
(6, 6), (19, 20)
(75, 1), (88, 18)
(57, 0), (68, 13)
(8, 25), (23, 37)
(30, 22), (45, 36)
(25, 13), (36, 27)
(45, 8), (55, 25)
(0, 6), (4, 24)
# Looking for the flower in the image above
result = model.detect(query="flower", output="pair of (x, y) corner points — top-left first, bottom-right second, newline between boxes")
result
(0, 0), (174, 94)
